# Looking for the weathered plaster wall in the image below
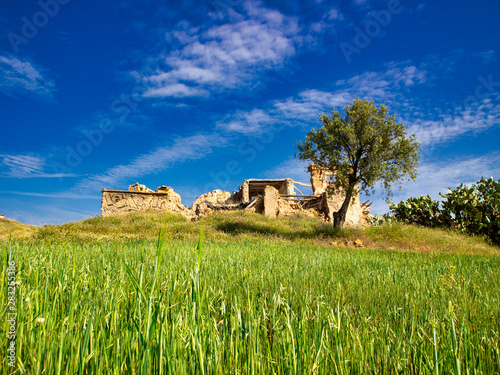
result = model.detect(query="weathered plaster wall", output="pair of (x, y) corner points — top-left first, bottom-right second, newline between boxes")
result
(101, 189), (191, 217)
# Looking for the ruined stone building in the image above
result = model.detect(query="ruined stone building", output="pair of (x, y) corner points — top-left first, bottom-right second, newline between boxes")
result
(101, 165), (371, 225)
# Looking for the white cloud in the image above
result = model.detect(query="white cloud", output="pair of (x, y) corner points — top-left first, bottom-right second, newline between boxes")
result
(139, 2), (300, 98)
(216, 109), (274, 134)
(336, 63), (427, 101)
(274, 89), (353, 121)
(143, 83), (209, 98)
(407, 95), (500, 146)
(0, 154), (78, 178)
(328, 9), (342, 20)
(0, 55), (56, 100)
(333, 62), (500, 148)
(215, 62), (428, 135)
(1, 154), (45, 176)
(72, 133), (225, 193)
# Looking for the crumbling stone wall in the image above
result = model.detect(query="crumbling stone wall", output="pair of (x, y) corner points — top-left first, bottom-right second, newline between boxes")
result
(191, 189), (233, 218)
(101, 184), (192, 218)
(263, 186), (279, 218)
(101, 165), (371, 225)
(128, 182), (153, 193)
(241, 178), (294, 203)
(309, 164), (371, 225)
(308, 165), (332, 195)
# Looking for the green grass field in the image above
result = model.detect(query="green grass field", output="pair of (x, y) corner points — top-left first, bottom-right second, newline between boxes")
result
(1, 212), (499, 373)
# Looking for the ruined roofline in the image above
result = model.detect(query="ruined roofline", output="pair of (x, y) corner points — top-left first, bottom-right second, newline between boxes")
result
(243, 178), (293, 182)
(243, 178), (311, 187)
(102, 189), (174, 196)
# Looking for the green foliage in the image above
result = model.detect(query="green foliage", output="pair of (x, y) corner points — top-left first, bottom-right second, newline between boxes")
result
(366, 213), (393, 226)
(390, 195), (442, 227)
(441, 177), (500, 244)
(296, 98), (420, 228)
(390, 177), (500, 244)
(296, 98), (420, 196)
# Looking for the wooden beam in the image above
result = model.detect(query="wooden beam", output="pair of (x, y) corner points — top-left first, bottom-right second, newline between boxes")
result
(294, 181), (312, 187)
(244, 198), (259, 210)
(280, 194), (319, 198)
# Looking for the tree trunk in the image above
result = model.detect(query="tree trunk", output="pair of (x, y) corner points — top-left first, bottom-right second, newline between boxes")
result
(333, 185), (355, 229)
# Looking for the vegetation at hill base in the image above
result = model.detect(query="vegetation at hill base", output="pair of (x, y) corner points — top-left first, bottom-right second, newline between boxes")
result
(389, 177), (500, 245)
(1, 210), (499, 373)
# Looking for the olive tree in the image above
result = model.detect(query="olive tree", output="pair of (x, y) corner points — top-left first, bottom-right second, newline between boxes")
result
(296, 98), (420, 228)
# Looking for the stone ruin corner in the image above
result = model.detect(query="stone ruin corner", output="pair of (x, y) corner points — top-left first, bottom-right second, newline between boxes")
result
(101, 165), (372, 225)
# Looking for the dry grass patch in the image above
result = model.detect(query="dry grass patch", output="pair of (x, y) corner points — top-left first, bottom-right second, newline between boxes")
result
(365, 223), (500, 256)
(0, 219), (37, 241)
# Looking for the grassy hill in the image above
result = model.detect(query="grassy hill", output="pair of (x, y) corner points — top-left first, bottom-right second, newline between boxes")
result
(1, 211), (498, 255)
(0, 217), (37, 240)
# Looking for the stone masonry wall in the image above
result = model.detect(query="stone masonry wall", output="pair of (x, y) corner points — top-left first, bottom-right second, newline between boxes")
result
(101, 186), (191, 218)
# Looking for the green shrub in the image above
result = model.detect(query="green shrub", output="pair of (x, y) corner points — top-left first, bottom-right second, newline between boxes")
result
(389, 177), (500, 244)
(389, 195), (442, 227)
(440, 177), (500, 244)
(366, 213), (393, 226)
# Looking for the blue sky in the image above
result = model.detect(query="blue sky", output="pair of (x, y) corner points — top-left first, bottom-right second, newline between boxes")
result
(1, 0), (499, 225)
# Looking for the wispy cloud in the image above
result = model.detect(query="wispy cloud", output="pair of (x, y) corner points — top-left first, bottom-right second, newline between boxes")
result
(407, 95), (500, 146)
(335, 62), (427, 101)
(0, 191), (98, 199)
(273, 89), (354, 122)
(1, 154), (45, 176)
(0, 54), (56, 101)
(214, 89), (354, 135)
(216, 108), (274, 134)
(216, 60), (500, 150)
(143, 83), (209, 98)
(215, 62), (428, 134)
(474, 50), (496, 64)
(72, 133), (225, 193)
(0, 154), (77, 178)
(136, 2), (300, 98)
